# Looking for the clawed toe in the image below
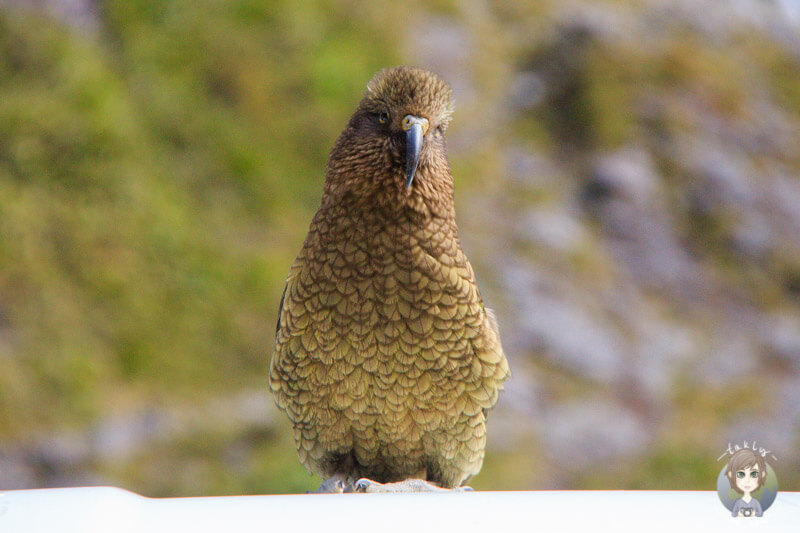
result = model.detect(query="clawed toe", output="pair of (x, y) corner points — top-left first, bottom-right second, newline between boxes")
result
(354, 478), (380, 493)
(352, 478), (469, 493)
(315, 475), (475, 494)
(314, 475), (348, 493)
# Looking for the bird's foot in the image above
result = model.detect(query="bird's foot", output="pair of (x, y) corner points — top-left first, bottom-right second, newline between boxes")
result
(312, 473), (349, 494)
(353, 478), (474, 493)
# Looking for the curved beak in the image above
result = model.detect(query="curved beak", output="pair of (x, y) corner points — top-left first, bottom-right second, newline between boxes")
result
(402, 115), (429, 188)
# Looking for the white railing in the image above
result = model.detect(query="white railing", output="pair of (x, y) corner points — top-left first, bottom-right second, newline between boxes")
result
(1, 486), (798, 532)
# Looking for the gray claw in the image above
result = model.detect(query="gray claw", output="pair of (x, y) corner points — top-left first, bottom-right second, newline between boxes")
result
(314, 475), (348, 493)
(354, 478), (379, 493)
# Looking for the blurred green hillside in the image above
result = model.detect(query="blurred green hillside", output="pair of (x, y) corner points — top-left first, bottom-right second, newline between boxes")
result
(0, 0), (407, 494)
(2, 0), (800, 496)
(0, 0), (398, 426)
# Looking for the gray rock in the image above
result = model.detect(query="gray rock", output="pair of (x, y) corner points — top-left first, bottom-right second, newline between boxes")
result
(601, 201), (703, 296)
(731, 212), (774, 261)
(504, 147), (561, 189)
(0, 451), (36, 489)
(90, 410), (168, 463)
(410, 17), (475, 105)
(0, 0), (99, 31)
(766, 172), (800, 244)
(759, 312), (800, 370)
(36, 431), (91, 467)
(590, 148), (661, 204)
(502, 262), (628, 384)
(507, 72), (546, 113)
(689, 146), (754, 214)
(696, 333), (759, 386)
(540, 400), (650, 470)
(631, 320), (696, 402)
(514, 206), (586, 253)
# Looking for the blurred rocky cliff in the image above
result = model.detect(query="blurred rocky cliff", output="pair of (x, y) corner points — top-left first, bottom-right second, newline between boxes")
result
(0, 0), (798, 494)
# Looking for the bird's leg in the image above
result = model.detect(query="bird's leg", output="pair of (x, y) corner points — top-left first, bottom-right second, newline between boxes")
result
(353, 478), (474, 493)
(312, 473), (351, 493)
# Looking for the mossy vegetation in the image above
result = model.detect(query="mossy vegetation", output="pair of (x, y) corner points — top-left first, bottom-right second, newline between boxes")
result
(0, 1), (397, 492)
(2, 1), (799, 495)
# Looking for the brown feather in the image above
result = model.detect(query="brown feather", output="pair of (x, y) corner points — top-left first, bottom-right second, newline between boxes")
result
(269, 66), (510, 488)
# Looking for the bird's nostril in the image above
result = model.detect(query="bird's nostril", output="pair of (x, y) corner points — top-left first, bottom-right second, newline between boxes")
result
(402, 115), (430, 135)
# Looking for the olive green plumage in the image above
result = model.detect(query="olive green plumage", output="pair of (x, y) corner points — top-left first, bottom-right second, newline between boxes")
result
(269, 66), (510, 489)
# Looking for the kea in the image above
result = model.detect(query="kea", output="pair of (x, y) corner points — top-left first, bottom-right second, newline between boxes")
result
(269, 66), (510, 493)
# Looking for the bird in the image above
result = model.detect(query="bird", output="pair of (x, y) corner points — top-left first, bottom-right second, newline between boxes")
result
(268, 66), (510, 493)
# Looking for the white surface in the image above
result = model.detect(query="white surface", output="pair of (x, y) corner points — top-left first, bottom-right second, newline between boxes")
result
(1, 487), (799, 532)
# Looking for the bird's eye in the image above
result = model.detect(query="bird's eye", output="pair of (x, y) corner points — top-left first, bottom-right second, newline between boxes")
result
(378, 110), (390, 124)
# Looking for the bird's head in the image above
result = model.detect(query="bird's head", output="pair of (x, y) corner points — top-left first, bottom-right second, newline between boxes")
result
(325, 66), (456, 213)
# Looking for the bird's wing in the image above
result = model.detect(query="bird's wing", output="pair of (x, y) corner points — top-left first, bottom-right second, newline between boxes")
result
(467, 303), (511, 409)
(275, 284), (287, 335)
(479, 306), (511, 408)
(268, 262), (306, 404)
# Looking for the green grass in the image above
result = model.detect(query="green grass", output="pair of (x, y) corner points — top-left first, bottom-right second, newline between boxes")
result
(2, 0), (800, 495)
